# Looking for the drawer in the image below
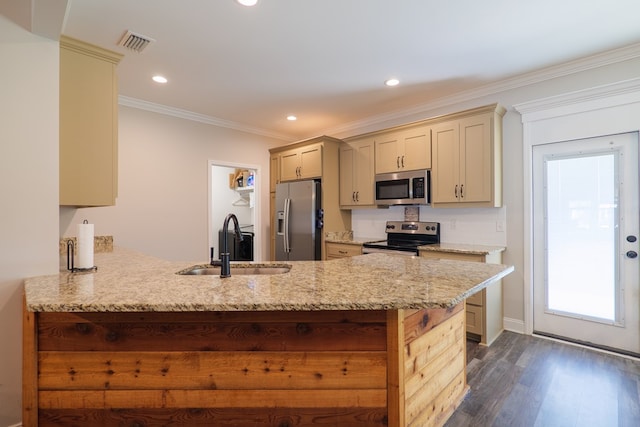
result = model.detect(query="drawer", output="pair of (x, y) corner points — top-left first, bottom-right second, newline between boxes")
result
(466, 290), (483, 306)
(466, 304), (484, 335)
(326, 243), (362, 258)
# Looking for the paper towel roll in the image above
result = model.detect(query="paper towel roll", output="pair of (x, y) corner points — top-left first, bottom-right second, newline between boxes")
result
(77, 222), (94, 269)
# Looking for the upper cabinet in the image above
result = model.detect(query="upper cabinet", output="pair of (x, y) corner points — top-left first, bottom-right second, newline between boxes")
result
(374, 126), (431, 174)
(431, 104), (505, 207)
(339, 136), (375, 207)
(59, 36), (122, 207)
(279, 143), (323, 182)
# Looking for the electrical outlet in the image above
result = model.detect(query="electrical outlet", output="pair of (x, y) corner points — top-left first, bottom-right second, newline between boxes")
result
(496, 220), (505, 232)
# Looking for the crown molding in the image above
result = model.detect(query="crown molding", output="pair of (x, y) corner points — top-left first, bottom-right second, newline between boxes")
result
(324, 42), (640, 137)
(514, 77), (640, 122)
(118, 96), (294, 142)
(119, 42), (640, 141)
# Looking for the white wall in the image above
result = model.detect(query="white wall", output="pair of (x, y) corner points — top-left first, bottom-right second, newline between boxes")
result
(60, 106), (285, 263)
(0, 17), (60, 425)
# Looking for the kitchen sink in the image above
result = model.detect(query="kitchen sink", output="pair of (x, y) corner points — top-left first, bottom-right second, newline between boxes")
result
(177, 264), (291, 276)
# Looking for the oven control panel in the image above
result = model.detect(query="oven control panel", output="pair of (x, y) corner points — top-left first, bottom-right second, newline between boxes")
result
(385, 221), (439, 235)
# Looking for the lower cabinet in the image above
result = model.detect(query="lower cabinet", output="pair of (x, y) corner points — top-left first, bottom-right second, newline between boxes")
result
(420, 249), (504, 346)
(325, 242), (362, 260)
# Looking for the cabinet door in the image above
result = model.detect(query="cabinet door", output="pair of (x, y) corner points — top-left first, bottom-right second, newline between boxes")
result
(299, 144), (322, 179)
(431, 121), (460, 203)
(401, 127), (431, 171)
(59, 37), (121, 206)
(460, 114), (492, 203)
(270, 155), (280, 192)
(280, 150), (300, 181)
(375, 134), (401, 174)
(339, 145), (356, 206)
(354, 140), (375, 205)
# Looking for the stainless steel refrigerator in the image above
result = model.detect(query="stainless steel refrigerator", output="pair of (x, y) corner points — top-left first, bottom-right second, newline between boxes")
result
(275, 180), (322, 261)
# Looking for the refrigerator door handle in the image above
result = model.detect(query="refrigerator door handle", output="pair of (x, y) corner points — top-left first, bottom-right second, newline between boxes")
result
(283, 197), (291, 253)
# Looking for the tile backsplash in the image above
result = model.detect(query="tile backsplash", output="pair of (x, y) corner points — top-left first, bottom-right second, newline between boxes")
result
(352, 205), (507, 246)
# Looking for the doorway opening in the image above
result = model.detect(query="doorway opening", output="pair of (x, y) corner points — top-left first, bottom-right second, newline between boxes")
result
(209, 160), (260, 262)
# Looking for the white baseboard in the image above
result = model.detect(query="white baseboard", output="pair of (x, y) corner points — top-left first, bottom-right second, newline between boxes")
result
(503, 317), (526, 334)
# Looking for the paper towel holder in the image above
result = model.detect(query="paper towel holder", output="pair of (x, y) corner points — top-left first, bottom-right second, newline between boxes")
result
(66, 239), (97, 273)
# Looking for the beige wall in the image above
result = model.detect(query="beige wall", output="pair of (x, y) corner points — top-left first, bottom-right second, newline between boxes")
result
(0, 17), (60, 425)
(60, 106), (286, 262)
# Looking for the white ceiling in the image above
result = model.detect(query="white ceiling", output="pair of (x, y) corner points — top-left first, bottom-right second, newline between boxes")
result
(18, 1), (640, 140)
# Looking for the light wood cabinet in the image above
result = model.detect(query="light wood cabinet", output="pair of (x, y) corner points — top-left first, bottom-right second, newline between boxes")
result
(269, 137), (351, 260)
(431, 105), (505, 207)
(59, 35), (122, 206)
(420, 248), (503, 346)
(269, 154), (280, 192)
(339, 137), (375, 207)
(279, 143), (322, 182)
(325, 242), (362, 259)
(374, 126), (431, 174)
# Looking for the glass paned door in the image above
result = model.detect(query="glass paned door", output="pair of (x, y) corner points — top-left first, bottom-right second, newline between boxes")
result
(533, 132), (639, 355)
(546, 153), (617, 321)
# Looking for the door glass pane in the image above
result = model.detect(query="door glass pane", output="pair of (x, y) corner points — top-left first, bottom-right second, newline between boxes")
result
(545, 153), (617, 321)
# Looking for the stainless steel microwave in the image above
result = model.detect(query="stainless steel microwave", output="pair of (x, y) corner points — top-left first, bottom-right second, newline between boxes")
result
(375, 169), (430, 206)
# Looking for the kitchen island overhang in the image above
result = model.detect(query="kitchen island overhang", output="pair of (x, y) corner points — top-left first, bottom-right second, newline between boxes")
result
(23, 249), (513, 427)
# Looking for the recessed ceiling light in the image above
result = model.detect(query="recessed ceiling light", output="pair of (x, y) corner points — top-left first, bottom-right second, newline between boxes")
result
(152, 75), (168, 84)
(385, 78), (400, 87)
(237, 0), (258, 6)
(287, 115), (297, 121)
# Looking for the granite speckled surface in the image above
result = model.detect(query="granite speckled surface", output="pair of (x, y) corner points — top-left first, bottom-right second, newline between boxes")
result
(324, 233), (385, 246)
(59, 236), (114, 254)
(24, 247), (513, 313)
(418, 243), (506, 255)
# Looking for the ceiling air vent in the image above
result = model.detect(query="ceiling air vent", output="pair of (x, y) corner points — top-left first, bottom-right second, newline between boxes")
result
(118, 30), (155, 53)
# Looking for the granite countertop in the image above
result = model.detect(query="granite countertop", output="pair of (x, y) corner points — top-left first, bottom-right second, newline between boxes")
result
(324, 234), (505, 255)
(418, 243), (506, 255)
(23, 247), (513, 313)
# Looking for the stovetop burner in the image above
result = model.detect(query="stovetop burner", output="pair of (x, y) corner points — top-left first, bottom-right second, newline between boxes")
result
(362, 221), (440, 255)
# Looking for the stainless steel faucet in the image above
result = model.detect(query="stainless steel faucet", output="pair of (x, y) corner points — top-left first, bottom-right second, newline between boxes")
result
(219, 213), (244, 278)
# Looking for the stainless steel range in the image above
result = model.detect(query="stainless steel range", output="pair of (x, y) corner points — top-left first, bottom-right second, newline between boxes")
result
(362, 221), (440, 256)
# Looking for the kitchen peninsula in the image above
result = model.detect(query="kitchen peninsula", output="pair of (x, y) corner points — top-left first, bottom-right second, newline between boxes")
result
(23, 248), (513, 427)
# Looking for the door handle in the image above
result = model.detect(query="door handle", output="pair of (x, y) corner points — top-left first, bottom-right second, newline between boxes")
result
(626, 250), (638, 259)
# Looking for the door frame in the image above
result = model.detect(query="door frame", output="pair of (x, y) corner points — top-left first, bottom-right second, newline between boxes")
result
(516, 78), (640, 336)
(208, 159), (262, 261)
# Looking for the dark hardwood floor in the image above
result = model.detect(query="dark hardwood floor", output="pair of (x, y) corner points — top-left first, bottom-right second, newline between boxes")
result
(445, 331), (640, 427)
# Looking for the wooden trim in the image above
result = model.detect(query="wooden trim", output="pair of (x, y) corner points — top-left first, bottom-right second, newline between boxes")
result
(38, 389), (386, 409)
(386, 309), (405, 427)
(23, 293), (38, 427)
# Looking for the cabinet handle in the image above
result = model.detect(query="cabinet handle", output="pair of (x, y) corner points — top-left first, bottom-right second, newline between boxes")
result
(338, 250), (348, 254)
(455, 185), (458, 198)
(397, 156), (400, 168)
(460, 184), (464, 198)
(355, 191), (359, 202)
(401, 156), (405, 168)
(352, 192), (356, 202)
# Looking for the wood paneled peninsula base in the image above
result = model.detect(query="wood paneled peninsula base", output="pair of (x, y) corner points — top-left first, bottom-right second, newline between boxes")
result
(23, 249), (513, 427)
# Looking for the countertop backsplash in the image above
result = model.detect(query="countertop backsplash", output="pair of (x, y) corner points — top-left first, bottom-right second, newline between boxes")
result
(59, 235), (114, 254)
